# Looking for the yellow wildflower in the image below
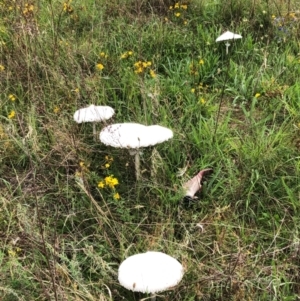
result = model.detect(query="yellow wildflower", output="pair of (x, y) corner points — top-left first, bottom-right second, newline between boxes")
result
(23, 3), (34, 15)
(105, 163), (110, 168)
(8, 110), (15, 119)
(121, 51), (133, 59)
(0, 64), (4, 71)
(181, 4), (188, 9)
(100, 52), (107, 58)
(169, 5), (173, 10)
(199, 98), (206, 104)
(53, 106), (60, 113)
(135, 67), (143, 74)
(113, 192), (120, 200)
(105, 155), (113, 162)
(183, 20), (187, 25)
(104, 175), (119, 188)
(174, 3), (179, 8)
(79, 161), (85, 167)
(98, 181), (105, 188)
(254, 93), (261, 98)
(8, 94), (16, 101)
(63, 1), (73, 13)
(8, 249), (16, 257)
(175, 12), (181, 17)
(191, 88), (195, 93)
(134, 61), (142, 68)
(96, 63), (104, 70)
(199, 59), (204, 65)
(149, 69), (156, 78)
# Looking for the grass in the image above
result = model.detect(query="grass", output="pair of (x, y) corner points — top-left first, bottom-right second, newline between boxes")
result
(1, 0), (300, 300)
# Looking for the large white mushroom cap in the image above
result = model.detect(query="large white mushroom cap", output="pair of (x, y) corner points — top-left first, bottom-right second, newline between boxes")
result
(118, 251), (184, 294)
(216, 31), (242, 42)
(99, 123), (173, 149)
(73, 105), (115, 123)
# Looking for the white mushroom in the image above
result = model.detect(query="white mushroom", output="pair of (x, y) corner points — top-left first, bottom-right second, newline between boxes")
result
(73, 105), (115, 141)
(118, 251), (184, 300)
(216, 31), (242, 54)
(99, 123), (173, 180)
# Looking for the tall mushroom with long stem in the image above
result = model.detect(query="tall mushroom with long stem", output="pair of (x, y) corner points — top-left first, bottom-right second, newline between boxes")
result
(216, 30), (242, 54)
(73, 105), (115, 141)
(118, 251), (184, 301)
(99, 123), (173, 181)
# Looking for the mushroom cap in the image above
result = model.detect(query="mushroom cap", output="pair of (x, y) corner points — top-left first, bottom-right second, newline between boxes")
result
(216, 31), (242, 42)
(118, 251), (184, 294)
(99, 123), (173, 149)
(73, 105), (115, 123)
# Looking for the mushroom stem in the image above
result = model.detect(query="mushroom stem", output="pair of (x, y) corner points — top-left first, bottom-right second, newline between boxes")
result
(135, 152), (141, 181)
(225, 42), (230, 54)
(92, 122), (97, 141)
(129, 149), (141, 181)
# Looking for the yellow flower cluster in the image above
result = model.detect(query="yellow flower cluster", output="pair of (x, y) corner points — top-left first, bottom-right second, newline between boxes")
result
(96, 52), (108, 71)
(8, 94), (16, 101)
(121, 51), (133, 59)
(23, 3), (34, 16)
(8, 110), (15, 119)
(103, 155), (113, 169)
(97, 155), (120, 199)
(0, 64), (4, 71)
(169, 3), (188, 10)
(8, 247), (22, 258)
(105, 175), (119, 188)
(98, 175), (119, 189)
(134, 61), (156, 77)
(100, 52), (108, 58)
(169, 2), (188, 22)
(63, 0), (73, 13)
(134, 60), (151, 73)
(149, 69), (156, 78)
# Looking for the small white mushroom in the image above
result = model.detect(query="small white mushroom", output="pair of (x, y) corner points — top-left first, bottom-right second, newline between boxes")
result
(100, 123), (173, 180)
(73, 105), (114, 141)
(216, 31), (242, 54)
(118, 251), (184, 300)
